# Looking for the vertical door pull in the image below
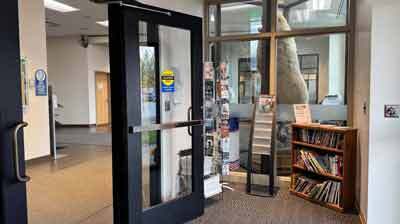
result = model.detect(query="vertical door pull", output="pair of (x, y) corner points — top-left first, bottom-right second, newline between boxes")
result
(187, 106), (193, 136)
(13, 122), (31, 183)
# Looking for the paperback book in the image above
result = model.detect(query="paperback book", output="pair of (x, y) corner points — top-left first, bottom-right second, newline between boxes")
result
(293, 176), (341, 206)
(298, 129), (344, 149)
(296, 149), (343, 177)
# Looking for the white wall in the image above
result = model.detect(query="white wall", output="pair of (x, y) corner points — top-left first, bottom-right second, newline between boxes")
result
(367, 2), (400, 223)
(47, 36), (90, 125)
(19, 0), (51, 160)
(47, 36), (109, 125)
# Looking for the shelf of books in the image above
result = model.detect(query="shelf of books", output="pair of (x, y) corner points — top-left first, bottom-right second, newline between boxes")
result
(290, 124), (357, 213)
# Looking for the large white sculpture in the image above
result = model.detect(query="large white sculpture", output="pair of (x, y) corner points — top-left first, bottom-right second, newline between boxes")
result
(258, 13), (309, 104)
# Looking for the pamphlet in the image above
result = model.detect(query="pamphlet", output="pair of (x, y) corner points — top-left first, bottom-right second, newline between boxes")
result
(294, 104), (312, 124)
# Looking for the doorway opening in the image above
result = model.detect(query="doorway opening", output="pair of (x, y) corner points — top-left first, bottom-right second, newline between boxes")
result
(12, 1), (205, 224)
(18, 0), (114, 223)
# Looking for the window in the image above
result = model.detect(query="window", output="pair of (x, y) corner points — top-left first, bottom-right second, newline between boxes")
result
(277, 34), (347, 106)
(209, 0), (264, 36)
(205, 0), (353, 176)
(278, 0), (347, 30)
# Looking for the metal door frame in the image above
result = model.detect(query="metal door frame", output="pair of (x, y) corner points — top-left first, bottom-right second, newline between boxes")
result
(0, 1), (29, 224)
(109, 1), (204, 223)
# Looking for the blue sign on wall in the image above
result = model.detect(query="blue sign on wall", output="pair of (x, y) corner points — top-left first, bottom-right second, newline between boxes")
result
(35, 69), (47, 96)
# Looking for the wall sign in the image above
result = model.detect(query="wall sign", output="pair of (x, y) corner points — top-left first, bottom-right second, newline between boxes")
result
(161, 69), (175, 92)
(35, 69), (47, 96)
(294, 104), (312, 124)
(384, 105), (400, 118)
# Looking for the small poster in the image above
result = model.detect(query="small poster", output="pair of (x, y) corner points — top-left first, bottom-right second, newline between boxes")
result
(219, 63), (229, 80)
(258, 95), (275, 113)
(161, 69), (175, 92)
(294, 104), (312, 124)
(384, 105), (400, 118)
(220, 125), (230, 138)
(205, 135), (214, 155)
(222, 163), (230, 176)
(35, 69), (47, 96)
(220, 137), (230, 152)
(204, 62), (215, 80)
(221, 103), (230, 120)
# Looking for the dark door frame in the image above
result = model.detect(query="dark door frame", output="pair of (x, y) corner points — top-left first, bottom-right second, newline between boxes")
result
(109, 1), (204, 224)
(0, 1), (203, 224)
(0, 1), (29, 224)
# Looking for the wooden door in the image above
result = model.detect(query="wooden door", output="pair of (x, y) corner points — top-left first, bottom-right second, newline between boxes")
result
(96, 72), (110, 125)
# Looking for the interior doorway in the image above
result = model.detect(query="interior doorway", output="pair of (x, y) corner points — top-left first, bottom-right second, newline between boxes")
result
(1, 1), (205, 224)
(95, 71), (111, 126)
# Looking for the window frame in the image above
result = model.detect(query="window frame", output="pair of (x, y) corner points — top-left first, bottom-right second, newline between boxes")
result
(204, 0), (355, 111)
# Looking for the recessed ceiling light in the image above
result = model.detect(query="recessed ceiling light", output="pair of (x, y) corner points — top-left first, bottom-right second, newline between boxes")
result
(44, 0), (79, 13)
(96, 20), (109, 27)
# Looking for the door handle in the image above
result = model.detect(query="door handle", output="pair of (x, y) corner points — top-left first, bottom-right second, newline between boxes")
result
(187, 106), (193, 136)
(132, 120), (202, 133)
(13, 122), (31, 183)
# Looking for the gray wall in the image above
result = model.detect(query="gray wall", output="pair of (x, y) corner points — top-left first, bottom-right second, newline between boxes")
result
(353, 0), (372, 221)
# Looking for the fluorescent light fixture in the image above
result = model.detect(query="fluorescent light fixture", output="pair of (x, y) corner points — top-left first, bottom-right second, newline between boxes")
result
(210, 14), (215, 22)
(221, 4), (257, 12)
(44, 0), (79, 13)
(96, 20), (109, 27)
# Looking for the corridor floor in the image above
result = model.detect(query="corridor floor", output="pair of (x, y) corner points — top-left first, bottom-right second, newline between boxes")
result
(26, 143), (359, 224)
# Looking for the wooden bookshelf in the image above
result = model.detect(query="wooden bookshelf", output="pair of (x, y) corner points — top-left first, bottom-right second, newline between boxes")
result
(289, 189), (344, 212)
(290, 123), (357, 213)
(292, 164), (344, 182)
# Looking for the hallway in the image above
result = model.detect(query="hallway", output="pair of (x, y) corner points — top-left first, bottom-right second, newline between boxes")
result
(26, 144), (113, 224)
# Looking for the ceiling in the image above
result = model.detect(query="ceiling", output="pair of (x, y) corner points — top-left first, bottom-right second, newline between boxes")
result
(45, 0), (108, 37)
(45, 0), (203, 37)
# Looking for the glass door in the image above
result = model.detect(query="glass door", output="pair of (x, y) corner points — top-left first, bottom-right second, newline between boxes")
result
(109, 2), (204, 224)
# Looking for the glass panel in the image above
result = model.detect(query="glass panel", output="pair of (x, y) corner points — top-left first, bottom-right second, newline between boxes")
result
(209, 40), (269, 181)
(209, 0), (263, 36)
(275, 33), (347, 175)
(209, 4), (217, 37)
(219, 40), (262, 104)
(278, 0), (347, 30)
(140, 23), (193, 209)
(140, 46), (158, 208)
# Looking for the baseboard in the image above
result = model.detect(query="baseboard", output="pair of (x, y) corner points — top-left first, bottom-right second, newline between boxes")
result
(355, 201), (367, 224)
(26, 155), (52, 164)
(359, 211), (367, 224)
(57, 124), (97, 128)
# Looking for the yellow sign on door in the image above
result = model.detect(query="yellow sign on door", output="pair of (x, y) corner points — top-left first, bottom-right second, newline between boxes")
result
(161, 69), (175, 92)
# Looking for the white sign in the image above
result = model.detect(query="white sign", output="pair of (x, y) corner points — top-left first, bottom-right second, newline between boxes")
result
(294, 104), (312, 124)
